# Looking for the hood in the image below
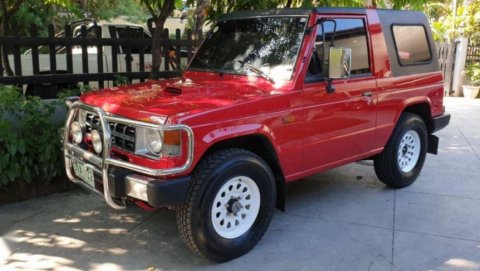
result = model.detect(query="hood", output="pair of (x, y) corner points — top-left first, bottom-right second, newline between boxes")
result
(80, 73), (277, 124)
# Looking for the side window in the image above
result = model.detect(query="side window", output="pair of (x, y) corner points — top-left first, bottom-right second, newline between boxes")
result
(307, 18), (370, 80)
(110, 26), (152, 54)
(392, 25), (431, 65)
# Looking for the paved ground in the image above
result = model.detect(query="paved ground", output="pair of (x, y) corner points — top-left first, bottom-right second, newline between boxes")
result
(1, 97), (480, 271)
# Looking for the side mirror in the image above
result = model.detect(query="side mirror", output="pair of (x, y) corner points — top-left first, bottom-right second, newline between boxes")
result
(329, 47), (352, 79)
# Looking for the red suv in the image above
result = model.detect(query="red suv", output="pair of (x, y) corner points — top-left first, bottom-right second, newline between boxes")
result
(64, 8), (450, 262)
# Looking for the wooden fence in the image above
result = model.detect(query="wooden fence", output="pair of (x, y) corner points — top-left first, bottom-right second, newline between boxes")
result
(467, 38), (480, 63)
(436, 41), (457, 95)
(0, 23), (194, 98)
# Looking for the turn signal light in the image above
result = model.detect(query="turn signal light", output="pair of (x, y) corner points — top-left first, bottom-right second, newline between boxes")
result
(163, 130), (181, 145)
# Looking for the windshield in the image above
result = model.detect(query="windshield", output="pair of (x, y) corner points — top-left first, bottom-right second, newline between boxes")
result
(188, 16), (308, 81)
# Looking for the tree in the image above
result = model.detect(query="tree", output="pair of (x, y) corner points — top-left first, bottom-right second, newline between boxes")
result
(205, 0), (278, 23)
(141, 0), (182, 79)
(202, 0), (432, 25)
(85, 0), (148, 23)
(0, 0), (72, 75)
(0, 0), (24, 75)
(189, 0), (435, 49)
(192, 0), (210, 47)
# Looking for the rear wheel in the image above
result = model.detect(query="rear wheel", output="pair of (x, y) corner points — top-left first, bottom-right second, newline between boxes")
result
(176, 148), (276, 262)
(374, 113), (428, 188)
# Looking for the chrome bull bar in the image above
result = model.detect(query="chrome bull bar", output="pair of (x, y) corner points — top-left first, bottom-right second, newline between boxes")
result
(63, 101), (194, 210)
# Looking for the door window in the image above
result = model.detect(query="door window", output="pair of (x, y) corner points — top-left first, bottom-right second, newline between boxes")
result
(306, 18), (371, 81)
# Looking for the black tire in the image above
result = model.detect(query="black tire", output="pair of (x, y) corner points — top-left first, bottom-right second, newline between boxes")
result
(374, 112), (428, 188)
(176, 148), (276, 262)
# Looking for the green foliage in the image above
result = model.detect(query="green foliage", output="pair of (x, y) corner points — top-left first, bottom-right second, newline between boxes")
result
(462, 1), (480, 38)
(0, 0), (76, 35)
(114, 74), (130, 86)
(202, 0), (433, 23)
(2, 0), (149, 37)
(10, 0), (51, 36)
(0, 85), (64, 188)
(205, 0), (279, 23)
(56, 83), (95, 102)
(428, 0), (480, 41)
(87, 0), (149, 23)
(140, 0), (183, 18)
(465, 63), (480, 85)
(7, 0), (75, 36)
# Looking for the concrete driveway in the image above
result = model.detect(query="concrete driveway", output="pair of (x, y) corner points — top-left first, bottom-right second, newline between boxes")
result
(1, 97), (480, 271)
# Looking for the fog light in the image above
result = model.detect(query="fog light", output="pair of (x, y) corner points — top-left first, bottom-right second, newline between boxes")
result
(70, 121), (83, 144)
(125, 175), (149, 201)
(91, 130), (102, 154)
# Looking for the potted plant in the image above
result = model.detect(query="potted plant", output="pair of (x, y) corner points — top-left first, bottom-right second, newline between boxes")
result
(463, 62), (480, 99)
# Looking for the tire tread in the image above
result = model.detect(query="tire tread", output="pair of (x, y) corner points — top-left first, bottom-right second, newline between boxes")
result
(176, 148), (272, 261)
(374, 112), (427, 188)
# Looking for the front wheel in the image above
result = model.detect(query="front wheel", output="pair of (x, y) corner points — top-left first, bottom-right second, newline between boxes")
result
(374, 112), (428, 188)
(176, 148), (276, 262)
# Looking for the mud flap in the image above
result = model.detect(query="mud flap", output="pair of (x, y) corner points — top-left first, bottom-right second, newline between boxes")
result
(428, 134), (439, 155)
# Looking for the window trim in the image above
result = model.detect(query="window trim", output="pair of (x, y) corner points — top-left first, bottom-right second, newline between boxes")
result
(391, 24), (433, 67)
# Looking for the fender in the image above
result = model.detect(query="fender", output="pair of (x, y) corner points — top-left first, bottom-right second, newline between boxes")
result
(393, 96), (432, 125)
(375, 96), (433, 150)
(199, 123), (282, 159)
(194, 123), (287, 210)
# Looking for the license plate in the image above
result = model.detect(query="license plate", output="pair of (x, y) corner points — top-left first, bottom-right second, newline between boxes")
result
(72, 161), (95, 187)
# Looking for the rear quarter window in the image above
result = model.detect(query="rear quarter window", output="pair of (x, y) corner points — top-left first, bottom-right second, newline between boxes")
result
(392, 25), (432, 66)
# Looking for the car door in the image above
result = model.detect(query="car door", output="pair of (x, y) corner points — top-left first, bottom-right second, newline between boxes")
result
(302, 16), (377, 171)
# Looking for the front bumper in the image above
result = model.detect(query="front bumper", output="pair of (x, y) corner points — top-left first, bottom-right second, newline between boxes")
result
(64, 101), (194, 209)
(108, 169), (191, 207)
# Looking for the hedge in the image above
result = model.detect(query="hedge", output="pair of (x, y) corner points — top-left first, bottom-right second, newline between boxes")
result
(0, 85), (64, 189)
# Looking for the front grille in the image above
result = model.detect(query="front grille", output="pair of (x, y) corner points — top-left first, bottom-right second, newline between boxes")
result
(85, 112), (101, 132)
(85, 112), (136, 153)
(109, 122), (136, 152)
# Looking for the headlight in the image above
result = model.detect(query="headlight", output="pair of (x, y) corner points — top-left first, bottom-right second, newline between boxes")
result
(91, 130), (102, 154)
(135, 128), (181, 158)
(146, 130), (163, 154)
(70, 121), (83, 144)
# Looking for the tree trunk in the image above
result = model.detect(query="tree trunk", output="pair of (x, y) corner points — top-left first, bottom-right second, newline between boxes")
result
(364, 0), (377, 7)
(149, 0), (175, 79)
(0, 0), (24, 76)
(150, 19), (163, 79)
(0, 15), (13, 76)
(0, 18), (4, 75)
(285, 0), (293, 8)
(193, 0), (210, 48)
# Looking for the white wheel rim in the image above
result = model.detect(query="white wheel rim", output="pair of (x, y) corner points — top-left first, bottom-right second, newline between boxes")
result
(211, 176), (261, 239)
(397, 130), (421, 173)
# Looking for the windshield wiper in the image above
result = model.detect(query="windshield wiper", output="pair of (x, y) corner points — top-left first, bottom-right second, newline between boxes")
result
(195, 57), (223, 78)
(238, 61), (275, 84)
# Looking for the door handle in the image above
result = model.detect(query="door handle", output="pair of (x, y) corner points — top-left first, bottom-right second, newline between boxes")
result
(362, 91), (373, 97)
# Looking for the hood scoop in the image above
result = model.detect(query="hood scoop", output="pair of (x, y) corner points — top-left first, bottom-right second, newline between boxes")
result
(164, 86), (182, 95)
